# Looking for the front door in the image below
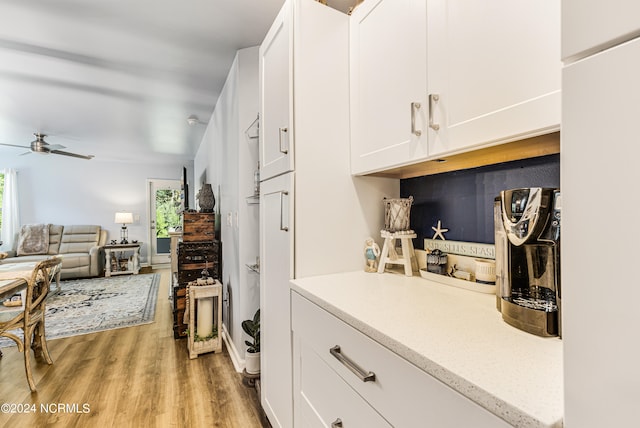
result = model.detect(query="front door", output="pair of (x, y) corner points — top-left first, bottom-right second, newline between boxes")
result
(148, 179), (182, 266)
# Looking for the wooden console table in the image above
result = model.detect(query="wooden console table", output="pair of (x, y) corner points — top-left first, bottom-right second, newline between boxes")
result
(104, 243), (141, 277)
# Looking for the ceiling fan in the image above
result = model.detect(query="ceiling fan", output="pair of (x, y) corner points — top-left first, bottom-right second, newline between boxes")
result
(0, 133), (94, 160)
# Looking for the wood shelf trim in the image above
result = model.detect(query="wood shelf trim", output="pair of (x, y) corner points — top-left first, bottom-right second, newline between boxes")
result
(368, 132), (560, 179)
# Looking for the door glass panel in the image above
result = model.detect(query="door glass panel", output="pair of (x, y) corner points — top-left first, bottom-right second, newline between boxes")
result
(155, 188), (181, 255)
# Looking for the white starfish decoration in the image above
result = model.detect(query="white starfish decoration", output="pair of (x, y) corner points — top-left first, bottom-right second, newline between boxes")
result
(431, 220), (448, 240)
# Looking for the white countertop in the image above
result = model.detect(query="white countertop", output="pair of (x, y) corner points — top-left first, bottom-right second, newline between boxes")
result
(290, 271), (563, 428)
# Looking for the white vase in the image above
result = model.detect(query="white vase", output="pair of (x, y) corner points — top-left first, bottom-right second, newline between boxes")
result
(245, 350), (261, 375)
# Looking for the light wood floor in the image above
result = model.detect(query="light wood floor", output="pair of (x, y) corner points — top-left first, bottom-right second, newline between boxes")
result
(0, 269), (269, 428)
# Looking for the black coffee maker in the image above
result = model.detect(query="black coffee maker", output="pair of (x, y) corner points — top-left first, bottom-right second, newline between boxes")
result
(494, 188), (561, 337)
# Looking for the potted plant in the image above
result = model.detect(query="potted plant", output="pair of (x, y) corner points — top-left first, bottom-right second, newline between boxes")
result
(242, 309), (260, 374)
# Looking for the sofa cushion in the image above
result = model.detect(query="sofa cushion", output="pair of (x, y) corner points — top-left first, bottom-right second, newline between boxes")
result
(16, 224), (50, 256)
(58, 225), (101, 254)
(47, 225), (64, 255)
(0, 254), (50, 264)
(58, 253), (92, 278)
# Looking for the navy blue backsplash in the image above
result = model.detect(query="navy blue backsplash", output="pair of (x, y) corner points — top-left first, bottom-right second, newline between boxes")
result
(401, 154), (560, 247)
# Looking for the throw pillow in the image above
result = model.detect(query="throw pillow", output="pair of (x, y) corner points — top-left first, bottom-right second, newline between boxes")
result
(0, 252), (7, 260)
(16, 224), (51, 256)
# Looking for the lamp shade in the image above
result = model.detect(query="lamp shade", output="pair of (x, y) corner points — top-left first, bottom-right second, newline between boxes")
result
(114, 212), (134, 224)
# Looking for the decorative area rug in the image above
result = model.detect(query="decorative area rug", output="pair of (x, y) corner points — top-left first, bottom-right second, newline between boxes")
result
(0, 273), (160, 348)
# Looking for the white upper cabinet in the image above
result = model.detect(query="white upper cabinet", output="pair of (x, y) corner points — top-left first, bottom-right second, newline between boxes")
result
(350, 0), (428, 175)
(562, 0), (640, 62)
(349, 0), (561, 175)
(259, 3), (294, 181)
(427, 0), (561, 157)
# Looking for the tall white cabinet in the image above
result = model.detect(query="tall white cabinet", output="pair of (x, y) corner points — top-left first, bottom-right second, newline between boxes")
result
(259, 1), (397, 426)
(562, 5), (640, 428)
(260, 172), (293, 428)
(350, 0), (560, 175)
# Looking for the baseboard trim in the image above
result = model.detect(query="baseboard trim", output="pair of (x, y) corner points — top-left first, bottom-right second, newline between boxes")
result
(222, 323), (244, 373)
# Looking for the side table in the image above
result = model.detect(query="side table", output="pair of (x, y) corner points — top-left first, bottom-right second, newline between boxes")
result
(104, 243), (141, 277)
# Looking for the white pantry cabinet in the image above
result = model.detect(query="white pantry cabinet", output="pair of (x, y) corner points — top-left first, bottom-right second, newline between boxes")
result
(562, 0), (640, 61)
(259, 1), (397, 427)
(260, 2), (293, 181)
(260, 172), (294, 428)
(350, 0), (561, 175)
(292, 291), (510, 427)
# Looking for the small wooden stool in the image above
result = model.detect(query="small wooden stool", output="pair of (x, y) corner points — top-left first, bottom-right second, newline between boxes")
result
(377, 230), (418, 276)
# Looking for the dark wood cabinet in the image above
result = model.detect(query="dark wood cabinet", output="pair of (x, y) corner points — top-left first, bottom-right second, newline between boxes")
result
(178, 241), (220, 283)
(182, 212), (215, 242)
(173, 212), (221, 338)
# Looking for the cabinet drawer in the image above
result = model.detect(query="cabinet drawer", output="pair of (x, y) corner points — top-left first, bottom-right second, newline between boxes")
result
(293, 334), (391, 428)
(291, 291), (509, 427)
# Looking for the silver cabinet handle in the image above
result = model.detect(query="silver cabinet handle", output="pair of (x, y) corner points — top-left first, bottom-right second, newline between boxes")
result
(279, 127), (288, 154)
(411, 102), (422, 136)
(264, 190), (289, 232)
(331, 418), (343, 428)
(329, 345), (375, 383)
(279, 190), (289, 231)
(429, 94), (440, 131)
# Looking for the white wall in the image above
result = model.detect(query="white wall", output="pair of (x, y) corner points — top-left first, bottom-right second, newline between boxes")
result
(194, 46), (260, 368)
(0, 155), (191, 264)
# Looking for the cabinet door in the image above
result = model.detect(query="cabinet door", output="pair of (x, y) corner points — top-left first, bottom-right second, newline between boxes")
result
(427, 0), (560, 157)
(562, 0), (640, 61)
(260, 172), (294, 428)
(562, 37), (640, 428)
(350, 0), (427, 175)
(260, 1), (293, 181)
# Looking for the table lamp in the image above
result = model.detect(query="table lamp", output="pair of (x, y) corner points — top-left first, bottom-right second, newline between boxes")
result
(114, 212), (134, 244)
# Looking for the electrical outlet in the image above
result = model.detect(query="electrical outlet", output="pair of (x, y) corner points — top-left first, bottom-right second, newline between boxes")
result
(227, 212), (233, 227)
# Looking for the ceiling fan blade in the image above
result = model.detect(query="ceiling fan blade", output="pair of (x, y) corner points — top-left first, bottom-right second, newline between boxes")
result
(19, 151), (32, 156)
(50, 149), (94, 160)
(0, 142), (30, 149)
(46, 144), (66, 151)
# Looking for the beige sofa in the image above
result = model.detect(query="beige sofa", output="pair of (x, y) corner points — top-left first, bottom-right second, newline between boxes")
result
(0, 225), (107, 279)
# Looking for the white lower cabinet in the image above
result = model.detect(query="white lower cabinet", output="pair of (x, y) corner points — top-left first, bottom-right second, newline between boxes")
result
(291, 291), (510, 427)
(294, 337), (391, 428)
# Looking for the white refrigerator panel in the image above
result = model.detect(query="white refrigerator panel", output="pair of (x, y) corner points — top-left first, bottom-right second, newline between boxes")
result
(562, 37), (640, 427)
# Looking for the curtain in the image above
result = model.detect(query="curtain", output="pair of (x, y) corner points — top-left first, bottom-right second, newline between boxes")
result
(1, 168), (19, 251)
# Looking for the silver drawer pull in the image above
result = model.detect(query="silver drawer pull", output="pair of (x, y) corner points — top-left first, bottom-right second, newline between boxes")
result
(329, 345), (376, 383)
(331, 418), (343, 428)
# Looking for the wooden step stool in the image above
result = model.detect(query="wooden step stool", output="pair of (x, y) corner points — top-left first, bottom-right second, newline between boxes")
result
(377, 230), (418, 276)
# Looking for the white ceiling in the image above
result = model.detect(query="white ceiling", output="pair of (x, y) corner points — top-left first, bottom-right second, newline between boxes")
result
(0, 0), (295, 164)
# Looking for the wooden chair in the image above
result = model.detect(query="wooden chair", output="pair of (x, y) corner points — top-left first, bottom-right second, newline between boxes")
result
(0, 257), (62, 392)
